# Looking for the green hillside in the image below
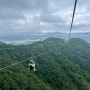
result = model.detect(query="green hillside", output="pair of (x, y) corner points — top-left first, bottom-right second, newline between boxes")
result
(0, 38), (90, 90)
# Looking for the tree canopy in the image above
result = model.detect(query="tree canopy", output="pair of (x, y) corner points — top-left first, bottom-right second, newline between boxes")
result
(0, 38), (90, 90)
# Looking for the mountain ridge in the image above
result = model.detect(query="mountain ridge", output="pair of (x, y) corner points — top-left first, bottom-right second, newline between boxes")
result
(0, 38), (90, 90)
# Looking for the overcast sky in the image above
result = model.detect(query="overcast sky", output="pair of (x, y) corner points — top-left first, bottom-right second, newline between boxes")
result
(0, 0), (90, 42)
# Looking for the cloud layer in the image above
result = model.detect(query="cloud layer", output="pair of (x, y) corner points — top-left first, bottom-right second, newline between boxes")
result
(0, 0), (90, 41)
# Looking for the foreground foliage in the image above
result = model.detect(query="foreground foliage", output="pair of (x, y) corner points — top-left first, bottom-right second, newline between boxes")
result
(0, 38), (90, 90)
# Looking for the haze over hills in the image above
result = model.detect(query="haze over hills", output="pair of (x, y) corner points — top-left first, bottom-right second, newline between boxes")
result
(0, 37), (90, 90)
(0, 32), (90, 45)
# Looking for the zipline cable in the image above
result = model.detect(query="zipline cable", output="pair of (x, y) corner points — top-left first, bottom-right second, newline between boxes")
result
(0, 49), (54, 71)
(69, 0), (77, 39)
(0, 0), (78, 70)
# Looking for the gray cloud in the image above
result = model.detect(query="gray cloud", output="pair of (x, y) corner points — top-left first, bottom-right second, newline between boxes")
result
(0, 10), (24, 20)
(40, 14), (65, 24)
(0, 0), (49, 20)
(0, 0), (48, 10)
(0, 0), (90, 42)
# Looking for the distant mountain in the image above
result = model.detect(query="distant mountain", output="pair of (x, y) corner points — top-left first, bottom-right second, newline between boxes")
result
(71, 33), (90, 43)
(45, 32), (63, 36)
(0, 32), (90, 45)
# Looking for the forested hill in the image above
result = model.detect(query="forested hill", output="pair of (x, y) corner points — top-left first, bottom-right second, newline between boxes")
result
(0, 38), (90, 90)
